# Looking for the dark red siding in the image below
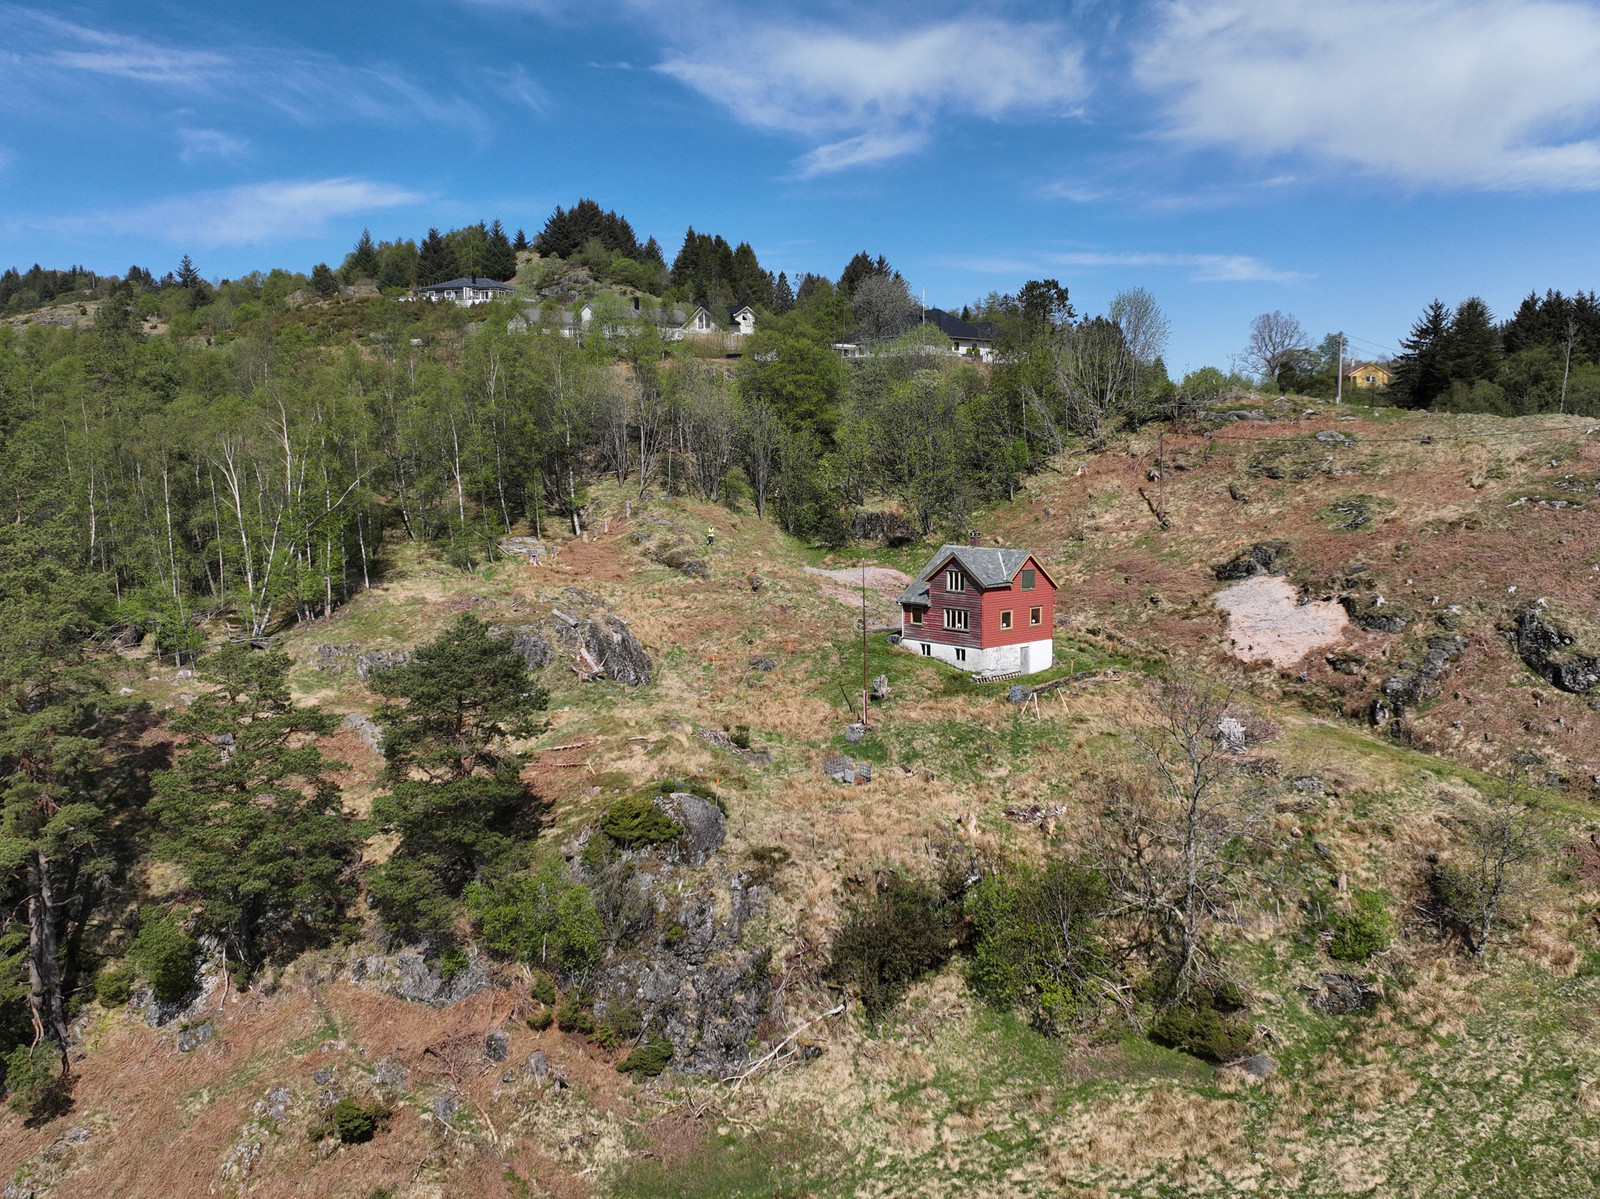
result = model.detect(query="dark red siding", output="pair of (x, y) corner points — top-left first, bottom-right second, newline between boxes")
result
(903, 553), (1056, 648)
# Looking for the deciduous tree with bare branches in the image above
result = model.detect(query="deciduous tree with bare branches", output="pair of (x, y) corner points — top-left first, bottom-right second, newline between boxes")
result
(1243, 310), (1309, 393)
(1095, 673), (1266, 1001)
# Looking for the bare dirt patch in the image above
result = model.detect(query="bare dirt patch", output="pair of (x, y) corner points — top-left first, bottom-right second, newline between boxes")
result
(1214, 575), (1351, 670)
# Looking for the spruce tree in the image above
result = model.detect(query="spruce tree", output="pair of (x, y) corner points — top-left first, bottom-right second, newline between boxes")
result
(1393, 299), (1452, 409)
(176, 254), (202, 290)
(367, 615), (549, 942)
(484, 219), (517, 281)
(149, 645), (357, 970)
(773, 271), (794, 314)
(512, 227), (529, 253)
(343, 229), (381, 283)
(417, 227), (460, 286)
(1442, 297), (1501, 389)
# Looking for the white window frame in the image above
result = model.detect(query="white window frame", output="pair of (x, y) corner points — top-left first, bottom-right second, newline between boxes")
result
(945, 569), (965, 592)
(943, 608), (969, 632)
(955, 647), (967, 663)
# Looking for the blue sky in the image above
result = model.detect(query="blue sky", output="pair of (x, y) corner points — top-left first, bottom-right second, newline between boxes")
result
(7, 0), (1600, 370)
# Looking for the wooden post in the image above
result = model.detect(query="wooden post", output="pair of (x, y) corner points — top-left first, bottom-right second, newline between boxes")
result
(861, 559), (869, 725)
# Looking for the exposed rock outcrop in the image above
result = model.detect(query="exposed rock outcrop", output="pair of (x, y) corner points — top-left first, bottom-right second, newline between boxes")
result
(1213, 541), (1291, 581)
(1504, 601), (1600, 693)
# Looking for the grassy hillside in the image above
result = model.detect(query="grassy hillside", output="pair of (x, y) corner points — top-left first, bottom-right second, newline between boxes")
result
(5, 399), (1600, 1198)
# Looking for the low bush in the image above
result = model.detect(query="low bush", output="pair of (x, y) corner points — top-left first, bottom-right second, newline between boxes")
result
(323, 1096), (390, 1144)
(826, 877), (959, 1021)
(1148, 987), (1254, 1062)
(130, 915), (200, 1004)
(966, 860), (1109, 1033)
(600, 793), (684, 849)
(529, 970), (557, 1005)
(3, 1041), (63, 1117)
(95, 965), (134, 1008)
(465, 859), (603, 972)
(618, 1034), (675, 1077)
(526, 1005), (553, 1031)
(557, 996), (596, 1035)
(1325, 891), (1395, 962)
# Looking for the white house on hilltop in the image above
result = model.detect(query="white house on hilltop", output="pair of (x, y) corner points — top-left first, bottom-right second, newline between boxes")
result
(415, 277), (515, 306)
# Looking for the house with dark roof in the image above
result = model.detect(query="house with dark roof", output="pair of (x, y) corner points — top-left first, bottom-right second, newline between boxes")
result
(898, 540), (1057, 677)
(415, 276), (515, 307)
(922, 308), (999, 362)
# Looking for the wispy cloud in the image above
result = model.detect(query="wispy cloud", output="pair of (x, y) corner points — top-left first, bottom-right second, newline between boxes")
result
(178, 128), (248, 163)
(0, 6), (487, 135)
(1137, 0), (1600, 191)
(938, 249), (1304, 284)
(657, 17), (1089, 174)
(87, 178), (424, 247)
(1047, 251), (1304, 284)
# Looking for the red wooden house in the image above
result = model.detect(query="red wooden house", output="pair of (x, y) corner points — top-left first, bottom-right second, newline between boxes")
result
(897, 542), (1058, 677)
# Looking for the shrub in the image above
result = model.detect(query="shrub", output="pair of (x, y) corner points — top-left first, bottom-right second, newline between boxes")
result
(596, 1004), (643, 1050)
(130, 916), (200, 1004)
(95, 965), (134, 1008)
(1148, 988), (1254, 1062)
(526, 1005), (553, 1031)
(966, 861), (1109, 1033)
(1325, 891), (1394, 963)
(600, 794), (683, 849)
(3, 1041), (63, 1117)
(557, 996), (596, 1035)
(728, 725), (751, 751)
(529, 971), (557, 1005)
(826, 877), (958, 1021)
(618, 1034), (674, 1077)
(465, 859), (603, 973)
(330, 1096), (389, 1144)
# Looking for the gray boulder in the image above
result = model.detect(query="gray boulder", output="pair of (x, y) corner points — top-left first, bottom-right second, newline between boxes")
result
(356, 649), (409, 682)
(342, 712), (383, 754)
(510, 629), (556, 670)
(578, 615), (652, 686)
(1504, 601), (1600, 693)
(483, 1030), (509, 1062)
(393, 950), (489, 1006)
(658, 792), (726, 867)
(1213, 540), (1291, 581)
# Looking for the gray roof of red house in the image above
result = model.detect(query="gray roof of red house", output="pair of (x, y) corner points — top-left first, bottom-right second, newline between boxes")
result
(898, 544), (1035, 604)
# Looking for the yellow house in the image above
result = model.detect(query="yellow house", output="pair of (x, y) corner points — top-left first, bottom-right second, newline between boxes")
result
(1344, 361), (1391, 389)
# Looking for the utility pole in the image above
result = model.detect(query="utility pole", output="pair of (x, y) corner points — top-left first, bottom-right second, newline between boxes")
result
(861, 559), (870, 726)
(1335, 332), (1344, 405)
(1157, 429), (1167, 528)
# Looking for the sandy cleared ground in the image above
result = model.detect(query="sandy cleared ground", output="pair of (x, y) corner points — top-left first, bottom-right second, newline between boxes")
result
(804, 565), (913, 613)
(1213, 575), (1350, 670)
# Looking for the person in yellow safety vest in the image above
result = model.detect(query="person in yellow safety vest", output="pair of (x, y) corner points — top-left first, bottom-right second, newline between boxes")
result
(706, 527), (716, 546)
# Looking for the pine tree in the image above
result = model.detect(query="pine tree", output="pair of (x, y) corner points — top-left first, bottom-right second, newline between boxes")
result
(773, 271), (794, 314)
(838, 252), (893, 297)
(150, 645), (357, 969)
(512, 227), (529, 253)
(417, 227), (460, 287)
(641, 236), (665, 267)
(1392, 299), (1452, 409)
(730, 242), (771, 309)
(484, 219), (517, 282)
(367, 616), (549, 942)
(176, 254), (202, 289)
(311, 262), (339, 297)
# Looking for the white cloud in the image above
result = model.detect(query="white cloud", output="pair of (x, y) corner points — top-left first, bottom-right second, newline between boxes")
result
(1138, 0), (1600, 190)
(102, 178), (424, 246)
(0, 7), (486, 133)
(178, 128), (248, 162)
(657, 18), (1089, 174)
(938, 249), (1303, 284)
(1047, 251), (1304, 284)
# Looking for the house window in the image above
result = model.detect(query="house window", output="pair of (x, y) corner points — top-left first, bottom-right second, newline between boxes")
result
(1000, 610), (1013, 630)
(945, 569), (965, 592)
(908, 608), (924, 626)
(1030, 606), (1042, 626)
(1021, 569), (1036, 591)
(955, 648), (966, 663)
(921, 643), (931, 656)
(943, 609), (969, 632)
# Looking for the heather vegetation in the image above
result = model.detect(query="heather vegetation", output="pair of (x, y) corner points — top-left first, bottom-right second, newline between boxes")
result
(4, 203), (1600, 1195)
